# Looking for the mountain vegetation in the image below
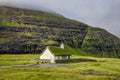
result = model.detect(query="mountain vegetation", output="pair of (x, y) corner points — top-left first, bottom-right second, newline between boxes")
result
(0, 6), (120, 58)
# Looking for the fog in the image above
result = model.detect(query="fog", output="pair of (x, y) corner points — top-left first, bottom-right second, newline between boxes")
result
(0, 0), (120, 37)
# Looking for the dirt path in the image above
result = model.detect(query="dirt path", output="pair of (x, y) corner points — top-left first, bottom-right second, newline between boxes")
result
(0, 64), (68, 68)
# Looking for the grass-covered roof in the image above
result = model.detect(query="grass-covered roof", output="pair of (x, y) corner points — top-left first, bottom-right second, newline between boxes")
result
(48, 46), (71, 56)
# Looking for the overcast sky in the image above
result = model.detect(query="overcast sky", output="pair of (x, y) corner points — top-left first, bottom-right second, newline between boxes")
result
(0, 0), (120, 38)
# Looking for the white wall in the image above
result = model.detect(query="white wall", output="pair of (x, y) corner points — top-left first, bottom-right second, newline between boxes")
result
(40, 47), (55, 63)
(60, 43), (64, 49)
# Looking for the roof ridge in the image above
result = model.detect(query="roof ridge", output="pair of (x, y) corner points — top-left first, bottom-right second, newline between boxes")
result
(48, 46), (71, 56)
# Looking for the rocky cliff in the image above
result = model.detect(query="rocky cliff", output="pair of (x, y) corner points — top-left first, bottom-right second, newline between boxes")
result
(0, 6), (120, 57)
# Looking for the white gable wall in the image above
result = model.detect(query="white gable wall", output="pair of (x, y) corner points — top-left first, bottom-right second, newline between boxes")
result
(60, 43), (64, 49)
(40, 47), (55, 63)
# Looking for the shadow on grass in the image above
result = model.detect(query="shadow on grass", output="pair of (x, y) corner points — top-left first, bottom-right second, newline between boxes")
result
(80, 69), (120, 79)
(56, 58), (97, 63)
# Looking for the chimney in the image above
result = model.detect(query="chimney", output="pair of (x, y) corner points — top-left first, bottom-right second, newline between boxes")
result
(60, 43), (64, 49)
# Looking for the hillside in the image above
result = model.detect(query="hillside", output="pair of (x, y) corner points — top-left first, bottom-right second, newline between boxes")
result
(0, 6), (120, 58)
(82, 27), (120, 57)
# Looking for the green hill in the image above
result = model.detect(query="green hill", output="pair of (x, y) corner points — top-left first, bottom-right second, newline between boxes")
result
(0, 6), (120, 58)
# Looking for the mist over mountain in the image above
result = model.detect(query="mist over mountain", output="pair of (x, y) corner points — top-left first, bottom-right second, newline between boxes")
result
(0, 6), (120, 58)
(0, 0), (120, 38)
(0, 0), (60, 15)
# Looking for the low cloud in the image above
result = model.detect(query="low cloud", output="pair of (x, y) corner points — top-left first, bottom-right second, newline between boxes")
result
(0, 0), (120, 37)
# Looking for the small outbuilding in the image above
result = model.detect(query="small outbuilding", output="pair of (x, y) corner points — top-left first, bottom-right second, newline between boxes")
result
(40, 43), (71, 63)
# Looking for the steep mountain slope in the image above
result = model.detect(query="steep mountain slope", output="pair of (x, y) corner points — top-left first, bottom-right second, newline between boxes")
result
(82, 27), (120, 57)
(0, 6), (120, 58)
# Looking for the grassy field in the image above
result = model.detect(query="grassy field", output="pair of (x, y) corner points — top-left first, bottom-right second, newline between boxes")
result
(0, 54), (39, 66)
(0, 54), (120, 80)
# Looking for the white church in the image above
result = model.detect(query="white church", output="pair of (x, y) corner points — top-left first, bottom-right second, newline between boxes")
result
(40, 43), (71, 63)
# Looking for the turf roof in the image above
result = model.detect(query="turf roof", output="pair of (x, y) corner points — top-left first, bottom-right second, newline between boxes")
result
(48, 46), (71, 56)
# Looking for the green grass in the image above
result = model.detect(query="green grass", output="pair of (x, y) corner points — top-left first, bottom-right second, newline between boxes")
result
(19, 32), (33, 37)
(64, 44), (93, 56)
(0, 38), (8, 42)
(49, 46), (71, 56)
(48, 44), (89, 56)
(42, 40), (56, 45)
(0, 54), (120, 80)
(0, 20), (35, 27)
(0, 54), (39, 66)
